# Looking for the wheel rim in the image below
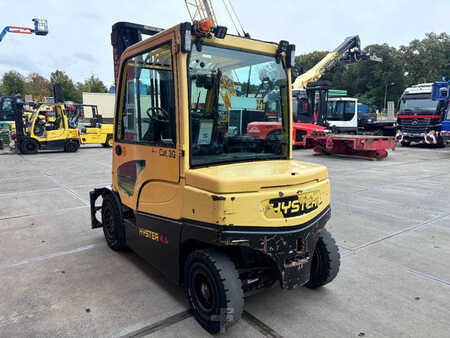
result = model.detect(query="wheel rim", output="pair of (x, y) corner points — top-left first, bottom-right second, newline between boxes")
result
(191, 266), (217, 314)
(26, 142), (35, 151)
(108, 138), (113, 147)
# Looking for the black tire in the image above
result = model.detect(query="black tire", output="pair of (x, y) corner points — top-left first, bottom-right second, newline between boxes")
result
(305, 229), (340, 289)
(64, 140), (79, 152)
(20, 139), (39, 154)
(101, 194), (126, 251)
(184, 249), (244, 334)
(401, 141), (410, 147)
(266, 130), (281, 141)
(437, 137), (447, 148)
(103, 135), (113, 148)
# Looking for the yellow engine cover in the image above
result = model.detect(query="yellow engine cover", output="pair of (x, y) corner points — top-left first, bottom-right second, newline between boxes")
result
(182, 160), (330, 228)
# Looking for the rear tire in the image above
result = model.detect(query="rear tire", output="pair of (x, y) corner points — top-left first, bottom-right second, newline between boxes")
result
(437, 136), (447, 148)
(20, 139), (39, 154)
(103, 135), (113, 148)
(101, 194), (126, 251)
(64, 140), (79, 152)
(184, 249), (244, 334)
(305, 229), (340, 289)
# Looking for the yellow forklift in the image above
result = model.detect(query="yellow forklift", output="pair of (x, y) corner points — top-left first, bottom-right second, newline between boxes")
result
(70, 104), (114, 147)
(15, 98), (80, 154)
(90, 15), (340, 333)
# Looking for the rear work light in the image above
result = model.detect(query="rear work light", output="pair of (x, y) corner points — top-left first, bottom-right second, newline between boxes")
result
(180, 22), (192, 52)
(287, 44), (296, 68)
(213, 25), (227, 39)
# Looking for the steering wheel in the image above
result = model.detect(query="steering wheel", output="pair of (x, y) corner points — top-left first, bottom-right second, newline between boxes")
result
(146, 107), (169, 122)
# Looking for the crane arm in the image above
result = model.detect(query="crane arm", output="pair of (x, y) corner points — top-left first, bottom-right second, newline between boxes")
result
(292, 52), (341, 89)
(0, 26), (33, 42)
(0, 19), (48, 43)
(292, 35), (381, 89)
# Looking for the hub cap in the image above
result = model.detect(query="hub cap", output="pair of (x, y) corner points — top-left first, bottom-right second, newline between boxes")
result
(193, 270), (215, 313)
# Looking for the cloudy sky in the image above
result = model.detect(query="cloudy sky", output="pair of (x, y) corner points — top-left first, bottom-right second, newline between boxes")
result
(0, 0), (448, 87)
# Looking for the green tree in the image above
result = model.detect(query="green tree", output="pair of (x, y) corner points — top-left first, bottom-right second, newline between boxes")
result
(49, 70), (81, 102)
(0, 71), (26, 96)
(25, 73), (51, 99)
(77, 74), (108, 93)
(292, 51), (329, 80)
(399, 32), (450, 85)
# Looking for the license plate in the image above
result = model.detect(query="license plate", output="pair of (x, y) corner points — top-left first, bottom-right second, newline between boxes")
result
(264, 191), (321, 218)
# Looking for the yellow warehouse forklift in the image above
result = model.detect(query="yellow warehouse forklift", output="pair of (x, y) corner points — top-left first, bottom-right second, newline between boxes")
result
(15, 102), (80, 154)
(90, 13), (340, 333)
(70, 104), (114, 147)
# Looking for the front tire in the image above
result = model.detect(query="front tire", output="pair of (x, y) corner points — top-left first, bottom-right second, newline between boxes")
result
(184, 249), (244, 334)
(20, 139), (39, 154)
(305, 229), (340, 289)
(101, 194), (126, 251)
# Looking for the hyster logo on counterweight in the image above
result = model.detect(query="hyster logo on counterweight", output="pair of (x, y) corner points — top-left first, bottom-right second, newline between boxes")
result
(138, 228), (169, 244)
(267, 191), (320, 218)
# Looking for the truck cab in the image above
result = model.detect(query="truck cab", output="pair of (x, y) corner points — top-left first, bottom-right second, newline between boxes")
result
(396, 83), (448, 146)
(326, 97), (359, 132)
(442, 106), (450, 139)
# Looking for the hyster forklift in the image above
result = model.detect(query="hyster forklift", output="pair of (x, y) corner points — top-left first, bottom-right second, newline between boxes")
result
(14, 86), (80, 154)
(70, 104), (114, 147)
(90, 17), (340, 333)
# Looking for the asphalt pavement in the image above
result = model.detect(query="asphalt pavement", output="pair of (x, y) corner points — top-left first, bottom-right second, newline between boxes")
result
(0, 145), (449, 337)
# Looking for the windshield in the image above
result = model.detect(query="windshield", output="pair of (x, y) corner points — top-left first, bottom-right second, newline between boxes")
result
(189, 45), (289, 167)
(399, 98), (438, 114)
(327, 100), (355, 121)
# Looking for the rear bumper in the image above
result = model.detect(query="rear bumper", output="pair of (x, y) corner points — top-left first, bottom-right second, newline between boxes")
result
(219, 206), (331, 289)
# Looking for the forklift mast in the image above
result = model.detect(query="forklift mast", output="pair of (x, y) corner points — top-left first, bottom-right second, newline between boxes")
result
(13, 96), (25, 144)
(53, 83), (64, 103)
(67, 104), (101, 128)
(306, 81), (331, 126)
(110, 22), (164, 84)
